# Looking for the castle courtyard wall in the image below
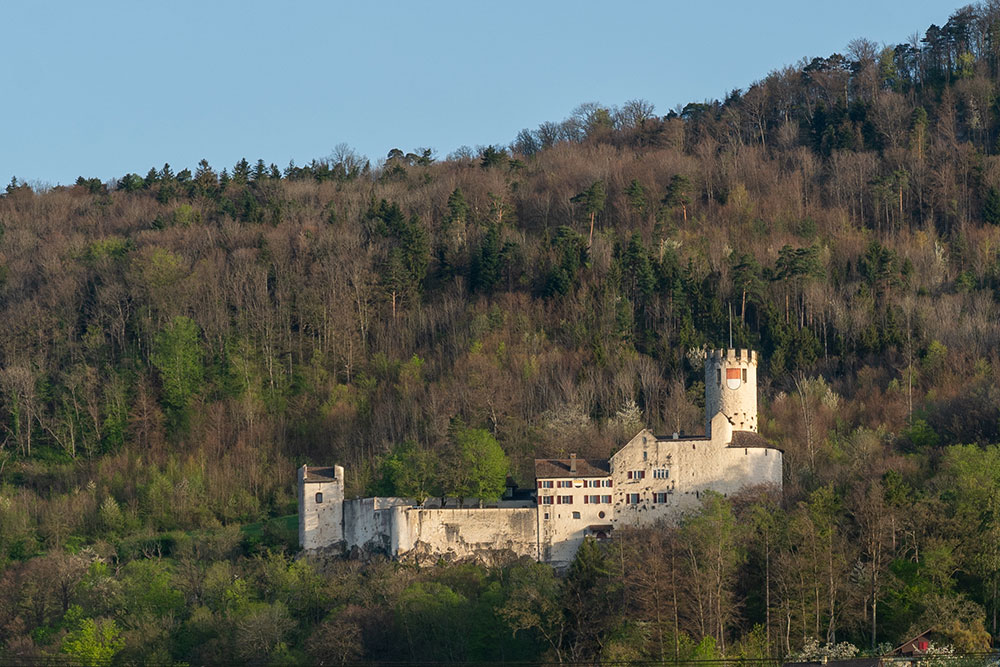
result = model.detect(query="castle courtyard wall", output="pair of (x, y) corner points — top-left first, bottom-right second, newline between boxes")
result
(343, 497), (411, 554)
(341, 498), (537, 562)
(392, 506), (538, 564)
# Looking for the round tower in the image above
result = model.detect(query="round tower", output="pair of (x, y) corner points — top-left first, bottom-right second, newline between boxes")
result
(704, 348), (758, 437)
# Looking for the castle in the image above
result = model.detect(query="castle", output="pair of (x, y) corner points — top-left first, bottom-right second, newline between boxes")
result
(299, 349), (782, 568)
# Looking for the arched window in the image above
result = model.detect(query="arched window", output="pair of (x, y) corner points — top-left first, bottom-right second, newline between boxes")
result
(315, 492), (323, 504)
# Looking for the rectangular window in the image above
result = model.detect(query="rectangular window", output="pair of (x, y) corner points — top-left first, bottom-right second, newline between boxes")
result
(540, 496), (553, 505)
(628, 493), (640, 505)
(588, 495), (600, 504)
(544, 512), (550, 520)
(653, 469), (670, 479)
(558, 480), (572, 488)
(572, 511), (581, 519)
(560, 495), (573, 505)
(654, 492), (668, 503)
(541, 480), (553, 488)
(742, 368), (747, 383)
(604, 480), (613, 488)
(602, 495), (612, 504)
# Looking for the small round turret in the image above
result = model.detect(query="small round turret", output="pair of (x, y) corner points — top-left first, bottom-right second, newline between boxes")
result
(704, 348), (758, 437)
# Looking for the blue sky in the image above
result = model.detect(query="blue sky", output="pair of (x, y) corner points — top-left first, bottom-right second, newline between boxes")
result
(3, 1), (962, 187)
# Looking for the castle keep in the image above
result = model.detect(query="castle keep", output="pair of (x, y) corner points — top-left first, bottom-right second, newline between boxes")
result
(299, 349), (782, 568)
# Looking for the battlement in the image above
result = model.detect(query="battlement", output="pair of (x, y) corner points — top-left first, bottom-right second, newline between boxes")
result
(706, 348), (757, 365)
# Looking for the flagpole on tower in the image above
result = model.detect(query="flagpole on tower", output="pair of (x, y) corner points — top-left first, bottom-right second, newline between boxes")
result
(729, 303), (733, 349)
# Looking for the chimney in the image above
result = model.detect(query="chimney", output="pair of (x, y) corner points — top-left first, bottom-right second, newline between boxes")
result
(569, 453), (577, 473)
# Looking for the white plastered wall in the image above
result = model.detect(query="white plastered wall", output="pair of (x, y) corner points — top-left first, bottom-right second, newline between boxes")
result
(298, 465), (344, 550)
(537, 476), (612, 568)
(611, 417), (781, 527)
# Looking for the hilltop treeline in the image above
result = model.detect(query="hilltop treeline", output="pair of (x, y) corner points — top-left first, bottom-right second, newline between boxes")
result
(4, 2), (1000, 662)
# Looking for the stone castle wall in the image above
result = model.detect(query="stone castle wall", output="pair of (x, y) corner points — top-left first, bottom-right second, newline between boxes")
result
(337, 498), (536, 563)
(342, 497), (411, 555)
(392, 506), (537, 564)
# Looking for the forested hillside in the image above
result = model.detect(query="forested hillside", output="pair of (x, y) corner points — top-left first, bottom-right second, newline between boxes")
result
(4, 3), (1000, 663)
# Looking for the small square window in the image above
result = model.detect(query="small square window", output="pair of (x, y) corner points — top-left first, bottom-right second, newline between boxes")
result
(572, 511), (581, 519)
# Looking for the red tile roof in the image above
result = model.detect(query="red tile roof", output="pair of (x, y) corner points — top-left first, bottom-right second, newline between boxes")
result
(727, 430), (781, 450)
(534, 458), (610, 479)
